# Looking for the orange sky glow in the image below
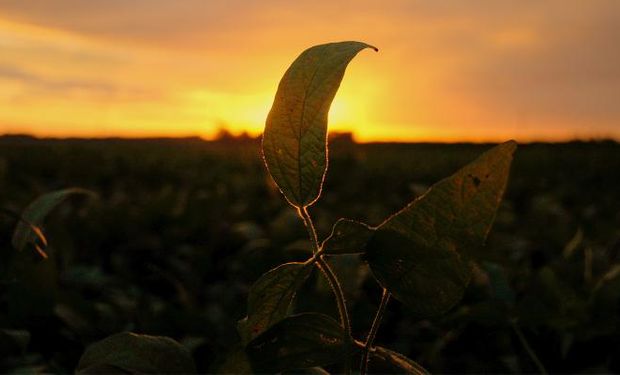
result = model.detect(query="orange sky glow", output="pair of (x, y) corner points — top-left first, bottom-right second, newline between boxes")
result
(0, 1), (618, 142)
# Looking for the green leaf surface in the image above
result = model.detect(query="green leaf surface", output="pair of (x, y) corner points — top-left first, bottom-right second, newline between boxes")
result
(262, 41), (377, 207)
(12, 188), (94, 253)
(246, 313), (346, 373)
(238, 262), (313, 344)
(367, 346), (430, 375)
(76, 332), (196, 374)
(366, 141), (517, 317)
(322, 218), (374, 255)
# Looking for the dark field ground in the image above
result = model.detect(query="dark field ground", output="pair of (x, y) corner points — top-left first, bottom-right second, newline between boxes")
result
(0, 135), (619, 373)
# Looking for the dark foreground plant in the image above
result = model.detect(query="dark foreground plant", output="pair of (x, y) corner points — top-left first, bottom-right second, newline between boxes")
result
(232, 41), (516, 374)
(9, 41), (515, 374)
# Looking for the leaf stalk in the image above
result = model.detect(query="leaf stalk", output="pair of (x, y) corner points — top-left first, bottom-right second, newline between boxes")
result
(360, 288), (391, 375)
(298, 206), (353, 374)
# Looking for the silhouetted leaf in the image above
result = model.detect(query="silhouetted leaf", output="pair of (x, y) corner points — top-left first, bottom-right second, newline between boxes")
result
(367, 346), (430, 375)
(246, 313), (346, 373)
(366, 141), (517, 317)
(12, 188), (94, 256)
(262, 41), (377, 207)
(76, 332), (196, 374)
(238, 262), (313, 343)
(322, 218), (374, 255)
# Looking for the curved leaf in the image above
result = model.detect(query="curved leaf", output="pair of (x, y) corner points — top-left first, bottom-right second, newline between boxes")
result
(367, 346), (429, 375)
(262, 41), (377, 207)
(322, 218), (374, 255)
(366, 141), (517, 317)
(76, 332), (196, 373)
(12, 188), (94, 255)
(238, 262), (313, 344)
(246, 313), (346, 373)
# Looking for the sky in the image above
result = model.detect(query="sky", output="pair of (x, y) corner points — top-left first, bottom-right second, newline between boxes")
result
(0, 0), (618, 142)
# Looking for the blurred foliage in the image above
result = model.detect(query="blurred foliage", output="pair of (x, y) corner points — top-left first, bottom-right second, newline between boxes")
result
(0, 135), (619, 373)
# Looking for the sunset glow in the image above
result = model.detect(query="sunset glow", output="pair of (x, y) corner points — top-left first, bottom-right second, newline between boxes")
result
(1, 1), (618, 142)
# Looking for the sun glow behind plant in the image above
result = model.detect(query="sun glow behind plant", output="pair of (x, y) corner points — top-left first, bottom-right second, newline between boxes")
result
(0, 1), (619, 142)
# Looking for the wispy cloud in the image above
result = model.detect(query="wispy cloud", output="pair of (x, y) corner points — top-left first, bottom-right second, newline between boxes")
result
(0, 64), (117, 95)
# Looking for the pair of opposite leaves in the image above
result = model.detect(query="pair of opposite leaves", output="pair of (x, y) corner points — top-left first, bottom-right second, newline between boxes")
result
(260, 40), (516, 320)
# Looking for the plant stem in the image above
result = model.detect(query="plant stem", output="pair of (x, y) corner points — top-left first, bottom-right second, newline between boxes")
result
(298, 207), (320, 254)
(298, 207), (350, 335)
(360, 288), (391, 375)
(314, 257), (351, 336)
(511, 320), (548, 375)
(297, 206), (353, 374)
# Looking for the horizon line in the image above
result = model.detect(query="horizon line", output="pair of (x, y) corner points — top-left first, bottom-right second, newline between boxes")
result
(1, 132), (618, 145)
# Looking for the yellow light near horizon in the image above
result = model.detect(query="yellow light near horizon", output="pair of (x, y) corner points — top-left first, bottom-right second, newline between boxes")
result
(328, 96), (356, 130)
(326, 67), (381, 138)
(183, 89), (272, 137)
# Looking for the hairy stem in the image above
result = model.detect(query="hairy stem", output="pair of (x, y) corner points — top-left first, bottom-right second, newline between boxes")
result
(315, 257), (351, 337)
(298, 206), (353, 374)
(511, 320), (548, 375)
(360, 288), (391, 375)
(298, 207), (320, 254)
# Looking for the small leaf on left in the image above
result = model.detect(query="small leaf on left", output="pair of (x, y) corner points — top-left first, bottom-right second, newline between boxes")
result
(12, 188), (95, 257)
(238, 262), (313, 344)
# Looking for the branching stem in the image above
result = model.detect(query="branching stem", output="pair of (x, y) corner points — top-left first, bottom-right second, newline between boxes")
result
(360, 288), (391, 375)
(298, 206), (353, 374)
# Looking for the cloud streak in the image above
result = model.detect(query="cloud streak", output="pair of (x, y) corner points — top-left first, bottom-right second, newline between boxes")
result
(0, 64), (117, 95)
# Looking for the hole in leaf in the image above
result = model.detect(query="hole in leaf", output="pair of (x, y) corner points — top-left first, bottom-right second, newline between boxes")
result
(468, 174), (481, 187)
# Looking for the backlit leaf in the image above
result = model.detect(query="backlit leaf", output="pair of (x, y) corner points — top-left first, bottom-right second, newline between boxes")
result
(238, 262), (313, 344)
(322, 218), (374, 255)
(246, 313), (346, 373)
(76, 332), (196, 373)
(12, 188), (94, 255)
(262, 41), (377, 207)
(366, 141), (517, 317)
